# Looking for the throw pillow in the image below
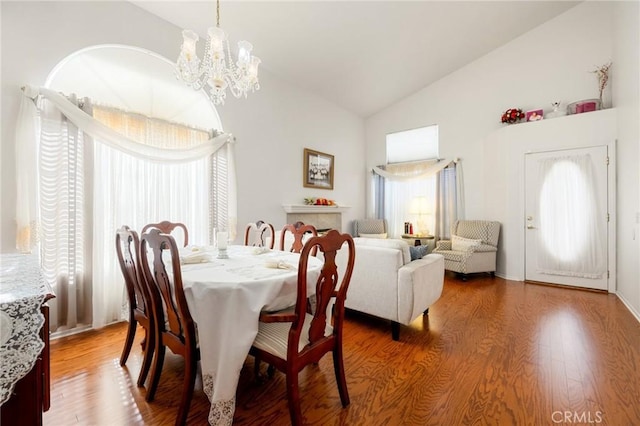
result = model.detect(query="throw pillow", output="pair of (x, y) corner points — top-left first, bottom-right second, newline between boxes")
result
(359, 233), (388, 239)
(451, 235), (482, 252)
(409, 245), (429, 260)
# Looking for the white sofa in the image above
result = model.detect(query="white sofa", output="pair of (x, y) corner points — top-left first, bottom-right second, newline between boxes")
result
(337, 238), (444, 340)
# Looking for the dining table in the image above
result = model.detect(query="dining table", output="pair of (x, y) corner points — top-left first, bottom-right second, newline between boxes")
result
(177, 244), (323, 426)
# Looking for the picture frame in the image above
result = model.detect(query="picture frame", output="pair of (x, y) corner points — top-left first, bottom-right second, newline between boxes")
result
(303, 148), (334, 190)
(525, 109), (544, 122)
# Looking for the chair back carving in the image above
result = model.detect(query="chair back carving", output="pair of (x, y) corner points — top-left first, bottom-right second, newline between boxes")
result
(244, 220), (275, 249)
(280, 221), (318, 256)
(116, 226), (148, 317)
(142, 221), (189, 247)
(295, 230), (355, 348)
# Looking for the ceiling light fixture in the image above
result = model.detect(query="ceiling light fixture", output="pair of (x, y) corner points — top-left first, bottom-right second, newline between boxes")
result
(176, 0), (260, 105)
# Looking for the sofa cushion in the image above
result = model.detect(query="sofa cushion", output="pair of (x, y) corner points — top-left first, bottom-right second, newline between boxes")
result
(409, 245), (429, 260)
(451, 235), (481, 252)
(353, 237), (411, 265)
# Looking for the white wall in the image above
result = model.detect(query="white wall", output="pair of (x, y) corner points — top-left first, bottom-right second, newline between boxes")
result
(0, 1), (365, 251)
(365, 1), (640, 316)
(365, 2), (613, 217)
(612, 1), (640, 320)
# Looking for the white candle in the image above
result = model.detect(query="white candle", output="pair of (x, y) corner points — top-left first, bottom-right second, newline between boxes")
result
(217, 232), (228, 249)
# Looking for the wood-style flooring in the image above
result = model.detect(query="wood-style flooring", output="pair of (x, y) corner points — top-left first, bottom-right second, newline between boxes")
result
(43, 274), (640, 425)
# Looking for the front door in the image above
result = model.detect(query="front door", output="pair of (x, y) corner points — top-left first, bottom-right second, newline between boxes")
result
(524, 146), (609, 290)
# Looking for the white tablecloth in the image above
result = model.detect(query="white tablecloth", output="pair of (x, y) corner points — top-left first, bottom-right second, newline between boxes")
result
(179, 245), (322, 425)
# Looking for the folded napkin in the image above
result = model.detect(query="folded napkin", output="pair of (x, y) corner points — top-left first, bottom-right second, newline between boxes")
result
(179, 246), (213, 264)
(252, 247), (270, 255)
(264, 260), (296, 270)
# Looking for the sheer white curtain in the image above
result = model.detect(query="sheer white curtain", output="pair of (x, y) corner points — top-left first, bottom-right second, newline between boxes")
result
(384, 177), (436, 238)
(536, 154), (606, 278)
(371, 159), (462, 239)
(16, 86), (237, 331)
(39, 95), (92, 331)
(435, 166), (457, 240)
(15, 86), (40, 253)
(91, 105), (213, 327)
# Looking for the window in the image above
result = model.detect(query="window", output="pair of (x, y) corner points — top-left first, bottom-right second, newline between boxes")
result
(386, 125), (438, 164)
(35, 45), (231, 334)
(377, 125), (439, 238)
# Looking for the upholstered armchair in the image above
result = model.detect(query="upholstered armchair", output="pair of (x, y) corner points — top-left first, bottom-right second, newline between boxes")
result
(353, 219), (388, 238)
(432, 220), (500, 280)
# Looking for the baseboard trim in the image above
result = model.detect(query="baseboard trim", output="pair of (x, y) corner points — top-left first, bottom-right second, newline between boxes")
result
(616, 292), (640, 323)
(495, 273), (522, 281)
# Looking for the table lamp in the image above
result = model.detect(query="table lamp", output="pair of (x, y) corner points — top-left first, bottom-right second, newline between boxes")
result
(409, 196), (431, 237)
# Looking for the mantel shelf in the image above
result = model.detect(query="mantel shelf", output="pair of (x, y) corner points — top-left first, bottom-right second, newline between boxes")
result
(282, 204), (351, 214)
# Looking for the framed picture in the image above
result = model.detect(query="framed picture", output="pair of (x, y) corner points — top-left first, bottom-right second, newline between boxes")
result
(303, 148), (334, 190)
(525, 109), (544, 122)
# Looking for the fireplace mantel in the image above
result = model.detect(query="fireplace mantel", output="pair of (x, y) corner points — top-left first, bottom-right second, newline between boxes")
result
(282, 204), (351, 214)
(282, 204), (350, 232)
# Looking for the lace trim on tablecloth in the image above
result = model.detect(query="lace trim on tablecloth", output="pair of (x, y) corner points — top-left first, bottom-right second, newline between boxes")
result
(0, 254), (49, 405)
(203, 372), (236, 426)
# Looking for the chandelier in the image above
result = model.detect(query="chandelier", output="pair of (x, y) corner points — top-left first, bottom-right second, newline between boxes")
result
(176, 0), (260, 105)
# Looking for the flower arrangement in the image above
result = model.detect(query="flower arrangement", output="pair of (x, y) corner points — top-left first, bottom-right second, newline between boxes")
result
(304, 197), (336, 206)
(501, 108), (525, 124)
(591, 62), (612, 105)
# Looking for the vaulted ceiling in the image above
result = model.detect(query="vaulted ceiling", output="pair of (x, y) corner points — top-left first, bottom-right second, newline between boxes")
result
(132, 1), (579, 117)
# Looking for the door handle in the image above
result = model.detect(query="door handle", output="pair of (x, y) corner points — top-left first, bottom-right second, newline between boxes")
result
(527, 224), (535, 229)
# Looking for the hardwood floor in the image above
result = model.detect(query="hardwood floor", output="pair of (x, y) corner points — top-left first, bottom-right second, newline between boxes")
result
(43, 275), (640, 425)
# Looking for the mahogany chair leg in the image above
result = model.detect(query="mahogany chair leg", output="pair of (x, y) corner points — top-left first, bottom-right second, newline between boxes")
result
(137, 328), (154, 387)
(332, 345), (350, 407)
(146, 341), (166, 402)
(175, 353), (197, 426)
(120, 317), (137, 366)
(423, 308), (429, 315)
(253, 357), (262, 381)
(286, 370), (303, 426)
(267, 364), (276, 378)
(254, 357), (276, 382)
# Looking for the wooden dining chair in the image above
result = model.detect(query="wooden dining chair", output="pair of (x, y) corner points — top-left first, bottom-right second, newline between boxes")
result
(140, 228), (200, 426)
(250, 230), (356, 425)
(244, 220), (275, 249)
(280, 221), (318, 256)
(142, 221), (189, 247)
(115, 225), (155, 388)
